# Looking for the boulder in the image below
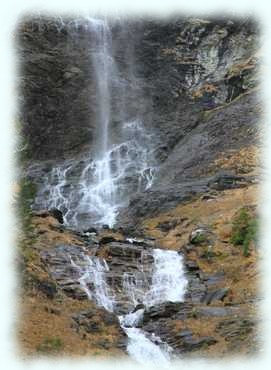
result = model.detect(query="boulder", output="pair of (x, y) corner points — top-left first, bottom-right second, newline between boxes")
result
(49, 208), (64, 224)
(190, 225), (214, 245)
(201, 288), (229, 305)
(180, 336), (217, 352)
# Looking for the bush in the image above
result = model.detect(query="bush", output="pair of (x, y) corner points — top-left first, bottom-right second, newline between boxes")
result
(230, 207), (258, 256)
(18, 177), (37, 229)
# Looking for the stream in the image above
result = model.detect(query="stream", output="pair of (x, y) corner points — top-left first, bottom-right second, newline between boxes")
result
(71, 246), (187, 365)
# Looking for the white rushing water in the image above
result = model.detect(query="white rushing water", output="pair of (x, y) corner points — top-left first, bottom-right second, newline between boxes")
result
(124, 328), (172, 366)
(71, 247), (187, 365)
(145, 249), (188, 306)
(33, 18), (156, 229)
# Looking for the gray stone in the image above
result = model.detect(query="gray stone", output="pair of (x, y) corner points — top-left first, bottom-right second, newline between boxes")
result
(201, 288), (229, 305)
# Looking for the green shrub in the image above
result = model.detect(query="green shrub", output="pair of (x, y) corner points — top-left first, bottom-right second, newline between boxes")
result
(36, 337), (63, 354)
(17, 178), (37, 263)
(230, 207), (258, 257)
(191, 233), (207, 245)
(18, 178), (37, 227)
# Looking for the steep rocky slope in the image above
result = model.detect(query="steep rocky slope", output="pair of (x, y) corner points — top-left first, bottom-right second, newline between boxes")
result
(18, 179), (260, 357)
(16, 15), (261, 360)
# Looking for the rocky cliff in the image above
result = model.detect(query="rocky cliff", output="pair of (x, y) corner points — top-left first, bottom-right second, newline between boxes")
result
(17, 17), (260, 227)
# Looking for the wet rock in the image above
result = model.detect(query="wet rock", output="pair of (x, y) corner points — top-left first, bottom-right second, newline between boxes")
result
(132, 303), (145, 312)
(40, 241), (155, 314)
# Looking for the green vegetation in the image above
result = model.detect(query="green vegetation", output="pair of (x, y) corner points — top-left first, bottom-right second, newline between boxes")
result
(230, 207), (258, 257)
(190, 307), (199, 319)
(36, 337), (63, 354)
(191, 233), (207, 245)
(18, 178), (37, 227)
(17, 177), (37, 263)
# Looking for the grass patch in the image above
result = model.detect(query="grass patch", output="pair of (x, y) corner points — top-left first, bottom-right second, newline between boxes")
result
(36, 337), (63, 354)
(230, 207), (258, 257)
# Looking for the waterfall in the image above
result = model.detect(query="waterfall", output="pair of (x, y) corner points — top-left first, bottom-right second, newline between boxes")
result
(145, 249), (187, 306)
(124, 328), (172, 366)
(31, 18), (156, 229)
(28, 18), (185, 362)
(71, 246), (187, 365)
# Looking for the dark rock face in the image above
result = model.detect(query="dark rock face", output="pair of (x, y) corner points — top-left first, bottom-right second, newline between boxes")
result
(40, 240), (155, 314)
(119, 90), (260, 224)
(201, 288), (229, 305)
(17, 18), (95, 160)
(143, 302), (189, 323)
(49, 208), (64, 224)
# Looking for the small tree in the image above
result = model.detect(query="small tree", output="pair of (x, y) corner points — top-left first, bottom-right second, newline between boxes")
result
(230, 207), (258, 257)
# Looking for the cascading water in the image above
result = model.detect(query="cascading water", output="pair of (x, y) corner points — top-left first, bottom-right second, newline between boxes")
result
(30, 17), (187, 364)
(145, 249), (188, 306)
(71, 246), (187, 365)
(31, 18), (156, 229)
